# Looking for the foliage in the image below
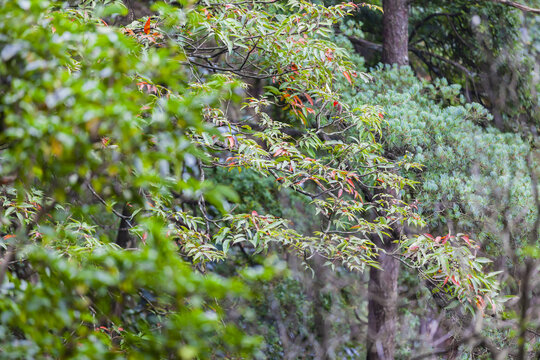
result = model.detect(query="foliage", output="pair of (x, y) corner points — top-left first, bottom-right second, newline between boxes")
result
(0, 215), (260, 359)
(0, 0), (525, 358)
(0, 0), (256, 358)
(348, 0), (539, 129)
(351, 65), (537, 251)
(402, 233), (501, 314)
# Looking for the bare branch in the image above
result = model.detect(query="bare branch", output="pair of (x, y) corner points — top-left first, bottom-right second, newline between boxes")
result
(482, 0), (540, 14)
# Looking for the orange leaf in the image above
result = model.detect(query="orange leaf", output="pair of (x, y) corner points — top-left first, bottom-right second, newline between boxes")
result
(273, 148), (284, 157)
(293, 95), (303, 108)
(144, 17), (151, 35)
(343, 71), (352, 85)
(325, 49), (333, 61)
(305, 93), (314, 106)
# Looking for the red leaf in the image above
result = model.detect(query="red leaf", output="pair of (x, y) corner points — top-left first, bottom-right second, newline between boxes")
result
(346, 178), (355, 188)
(325, 49), (333, 61)
(293, 95), (303, 108)
(338, 188), (343, 198)
(443, 276), (449, 285)
(276, 177), (284, 181)
(144, 17), (151, 35)
(305, 93), (314, 106)
(343, 71), (352, 85)
(273, 148), (284, 157)
(251, 211), (258, 217)
(333, 101), (338, 107)
(306, 107), (315, 114)
(378, 112), (384, 119)
(424, 233), (434, 239)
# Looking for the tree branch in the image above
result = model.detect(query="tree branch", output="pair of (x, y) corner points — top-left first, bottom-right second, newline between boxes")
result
(346, 35), (475, 76)
(482, 0), (540, 14)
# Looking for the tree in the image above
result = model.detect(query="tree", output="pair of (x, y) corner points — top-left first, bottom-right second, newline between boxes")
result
(365, 1), (409, 358)
(348, 0), (540, 130)
(0, 1), (262, 358)
(340, 0), (540, 355)
(0, 0), (504, 358)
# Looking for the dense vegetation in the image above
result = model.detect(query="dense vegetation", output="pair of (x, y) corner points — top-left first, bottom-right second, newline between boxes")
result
(0, 0), (538, 359)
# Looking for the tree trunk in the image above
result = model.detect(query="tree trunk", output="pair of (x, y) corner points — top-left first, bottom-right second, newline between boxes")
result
(366, 239), (399, 360)
(115, 204), (133, 248)
(382, 0), (409, 66)
(365, 3), (409, 359)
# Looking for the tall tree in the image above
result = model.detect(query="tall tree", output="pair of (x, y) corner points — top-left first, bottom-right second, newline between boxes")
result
(367, 1), (409, 358)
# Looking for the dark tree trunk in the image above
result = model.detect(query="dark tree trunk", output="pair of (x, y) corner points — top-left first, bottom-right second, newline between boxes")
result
(115, 204), (133, 248)
(365, 2), (409, 359)
(382, 0), (409, 66)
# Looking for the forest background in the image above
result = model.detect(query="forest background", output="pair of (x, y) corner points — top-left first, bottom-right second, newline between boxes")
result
(0, 0), (539, 359)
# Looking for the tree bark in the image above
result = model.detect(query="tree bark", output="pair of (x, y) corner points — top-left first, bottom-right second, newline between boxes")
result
(365, 3), (409, 359)
(366, 237), (399, 360)
(115, 204), (133, 248)
(382, 0), (409, 66)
